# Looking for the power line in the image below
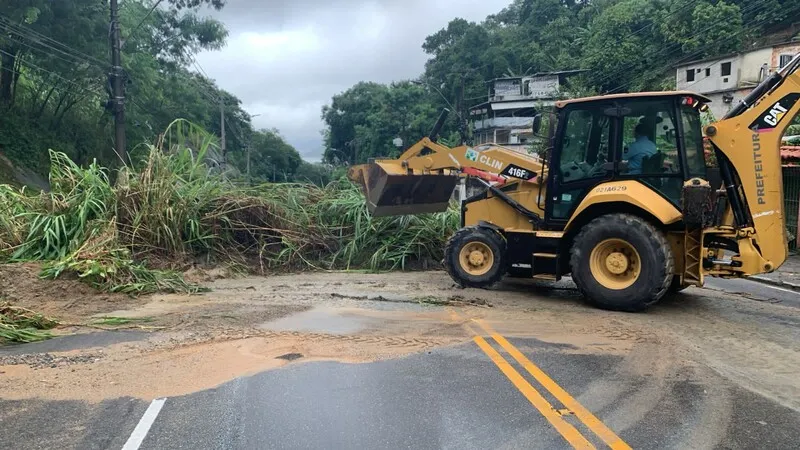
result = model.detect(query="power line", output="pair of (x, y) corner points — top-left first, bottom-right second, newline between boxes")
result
(0, 24), (105, 77)
(626, 1), (799, 93)
(0, 14), (107, 68)
(0, 22), (105, 71)
(598, 1), (772, 93)
(124, 0), (165, 48)
(679, 4), (800, 92)
(0, 48), (104, 99)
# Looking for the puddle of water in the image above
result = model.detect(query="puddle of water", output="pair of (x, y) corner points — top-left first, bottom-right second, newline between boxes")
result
(259, 307), (380, 334)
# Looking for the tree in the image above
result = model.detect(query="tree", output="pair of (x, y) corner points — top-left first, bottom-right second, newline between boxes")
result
(321, 81), (446, 165)
(321, 82), (388, 165)
(294, 161), (335, 186)
(228, 129), (302, 183)
(0, 0), (248, 174)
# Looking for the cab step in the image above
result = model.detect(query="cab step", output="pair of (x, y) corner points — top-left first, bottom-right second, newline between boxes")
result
(532, 274), (558, 281)
(532, 252), (561, 282)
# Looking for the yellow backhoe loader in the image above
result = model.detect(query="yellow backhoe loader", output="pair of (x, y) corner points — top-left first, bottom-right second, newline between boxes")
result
(348, 54), (800, 311)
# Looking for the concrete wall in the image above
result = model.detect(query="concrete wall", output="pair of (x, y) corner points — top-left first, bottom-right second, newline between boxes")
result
(677, 55), (741, 92)
(740, 47), (773, 84)
(773, 43), (800, 70)
(677, 44), (800, 97)
(706, 89), (751, 121)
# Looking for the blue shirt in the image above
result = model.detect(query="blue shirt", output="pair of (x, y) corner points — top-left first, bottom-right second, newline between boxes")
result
(626, 136), (657, 174)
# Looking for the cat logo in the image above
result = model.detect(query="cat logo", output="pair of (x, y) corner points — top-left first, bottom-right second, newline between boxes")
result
(764, 102), (787, 127)
(750, 93), (800, 131)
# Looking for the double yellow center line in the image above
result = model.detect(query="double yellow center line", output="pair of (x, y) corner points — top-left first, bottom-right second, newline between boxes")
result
(454, 312), (631, 450)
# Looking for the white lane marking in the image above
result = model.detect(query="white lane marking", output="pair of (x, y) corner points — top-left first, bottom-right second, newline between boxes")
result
(755, 282), (800, 296)
(122, 397), (167, 450)
(707, 279), (800, 297)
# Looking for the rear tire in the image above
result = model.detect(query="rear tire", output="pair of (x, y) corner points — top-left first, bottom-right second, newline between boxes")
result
(444, 226), (506, 288)
(570, 214), (673, 312)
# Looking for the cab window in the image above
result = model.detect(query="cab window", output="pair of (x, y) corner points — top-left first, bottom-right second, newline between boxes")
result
(680, 105), (707, 177)
(620, 101), (680, 176)
(617, 99), (683, 204)
(558, 108), (611, 184)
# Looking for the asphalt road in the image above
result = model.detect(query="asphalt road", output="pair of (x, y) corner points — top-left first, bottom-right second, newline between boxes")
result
(2, 276), (800, 450)
(703, 277), (800, 308)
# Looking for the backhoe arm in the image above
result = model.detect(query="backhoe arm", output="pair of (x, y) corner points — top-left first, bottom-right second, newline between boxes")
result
(347, 137), (545, 217)
(707, 52), (800, 272)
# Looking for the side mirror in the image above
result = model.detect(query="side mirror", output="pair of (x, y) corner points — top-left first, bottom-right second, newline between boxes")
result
(532, 114), (543, 135)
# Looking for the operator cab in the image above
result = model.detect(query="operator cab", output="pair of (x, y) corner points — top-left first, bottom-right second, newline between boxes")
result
(544, 92), (710, 224)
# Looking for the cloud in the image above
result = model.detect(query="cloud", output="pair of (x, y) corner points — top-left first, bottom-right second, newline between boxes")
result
(195, 0), (512, 161)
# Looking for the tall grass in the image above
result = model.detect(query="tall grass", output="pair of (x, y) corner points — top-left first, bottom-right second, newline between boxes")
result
(0, 119), (458, 294)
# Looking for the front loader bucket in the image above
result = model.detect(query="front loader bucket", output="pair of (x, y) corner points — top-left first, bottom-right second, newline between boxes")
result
(348, 162), (458, 217)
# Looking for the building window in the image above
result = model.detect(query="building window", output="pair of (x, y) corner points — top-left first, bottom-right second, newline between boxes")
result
(686, 69), (695, 82)
(721, 62), (732, 77)
(705, 68), (711, 77)
(780, 54), (793, 68)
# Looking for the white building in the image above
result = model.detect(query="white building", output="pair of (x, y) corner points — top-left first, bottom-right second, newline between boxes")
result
(676, 40), (800, 120)
(469, 70), (583, 153)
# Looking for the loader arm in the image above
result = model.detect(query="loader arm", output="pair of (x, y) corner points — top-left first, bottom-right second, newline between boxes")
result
(347, 137), (546, 217)
(707, 53), (800, 272)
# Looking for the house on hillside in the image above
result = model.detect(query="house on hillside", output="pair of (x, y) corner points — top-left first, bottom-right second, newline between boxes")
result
(469, 70), (584, 153)
(675, 39), (800, 120)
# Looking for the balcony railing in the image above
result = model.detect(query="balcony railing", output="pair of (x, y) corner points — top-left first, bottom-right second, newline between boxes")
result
(473, 117), (533, 130)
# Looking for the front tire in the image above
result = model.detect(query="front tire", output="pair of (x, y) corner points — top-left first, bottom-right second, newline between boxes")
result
(444, 226), (506, 288)
(570, 214), (673, 312)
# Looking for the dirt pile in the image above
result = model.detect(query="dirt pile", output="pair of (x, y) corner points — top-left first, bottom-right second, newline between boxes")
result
(0, 263), (139, 322)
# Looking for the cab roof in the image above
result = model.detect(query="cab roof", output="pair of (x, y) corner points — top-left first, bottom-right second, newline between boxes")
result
(555, 91), (712, 108)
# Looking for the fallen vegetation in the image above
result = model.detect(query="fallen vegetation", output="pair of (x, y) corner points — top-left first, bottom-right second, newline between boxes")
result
(0, 120), (458, 297)
(0, 302), (59, 344)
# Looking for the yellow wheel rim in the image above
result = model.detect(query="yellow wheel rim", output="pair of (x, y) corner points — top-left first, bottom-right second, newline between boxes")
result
(589, 238), (641, 290)
(459, 241), (494, 276)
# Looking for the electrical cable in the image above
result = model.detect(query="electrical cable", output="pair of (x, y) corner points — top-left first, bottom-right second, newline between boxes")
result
(0, 14), (108, 67)
(0, 48), (105, 99)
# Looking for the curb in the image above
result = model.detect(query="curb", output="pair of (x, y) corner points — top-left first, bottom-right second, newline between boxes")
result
(749, 275), (800, 291)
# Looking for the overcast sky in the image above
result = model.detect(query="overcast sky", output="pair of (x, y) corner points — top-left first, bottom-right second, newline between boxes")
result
(194, 0), (512, 161)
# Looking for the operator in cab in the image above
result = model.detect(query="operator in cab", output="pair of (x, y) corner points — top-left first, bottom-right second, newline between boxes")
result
(625, 123), (657, 174)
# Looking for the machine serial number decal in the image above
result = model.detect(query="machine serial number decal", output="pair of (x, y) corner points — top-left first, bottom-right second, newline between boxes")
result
(500, 164), (537, 180)
(594, 185), (627, 193)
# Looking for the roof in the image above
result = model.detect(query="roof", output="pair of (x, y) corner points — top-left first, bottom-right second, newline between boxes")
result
(530, 69), (587, 77)
(487, 70), (586, 83)
(676, 39), (800, 67)
(469, 99), (545, 111)
(782, 146), (800, 160)
(555, 91), (712, 107)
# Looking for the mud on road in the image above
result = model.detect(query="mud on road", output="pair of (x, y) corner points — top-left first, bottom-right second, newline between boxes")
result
(1, 267), (799, 420)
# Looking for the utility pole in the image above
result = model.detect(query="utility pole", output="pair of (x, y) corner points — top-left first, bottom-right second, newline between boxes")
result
(458, 74), (468, 145)
(109, 0), (126, 161)
(246, 145), (251, 182)
(220, 99), (226, 165)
